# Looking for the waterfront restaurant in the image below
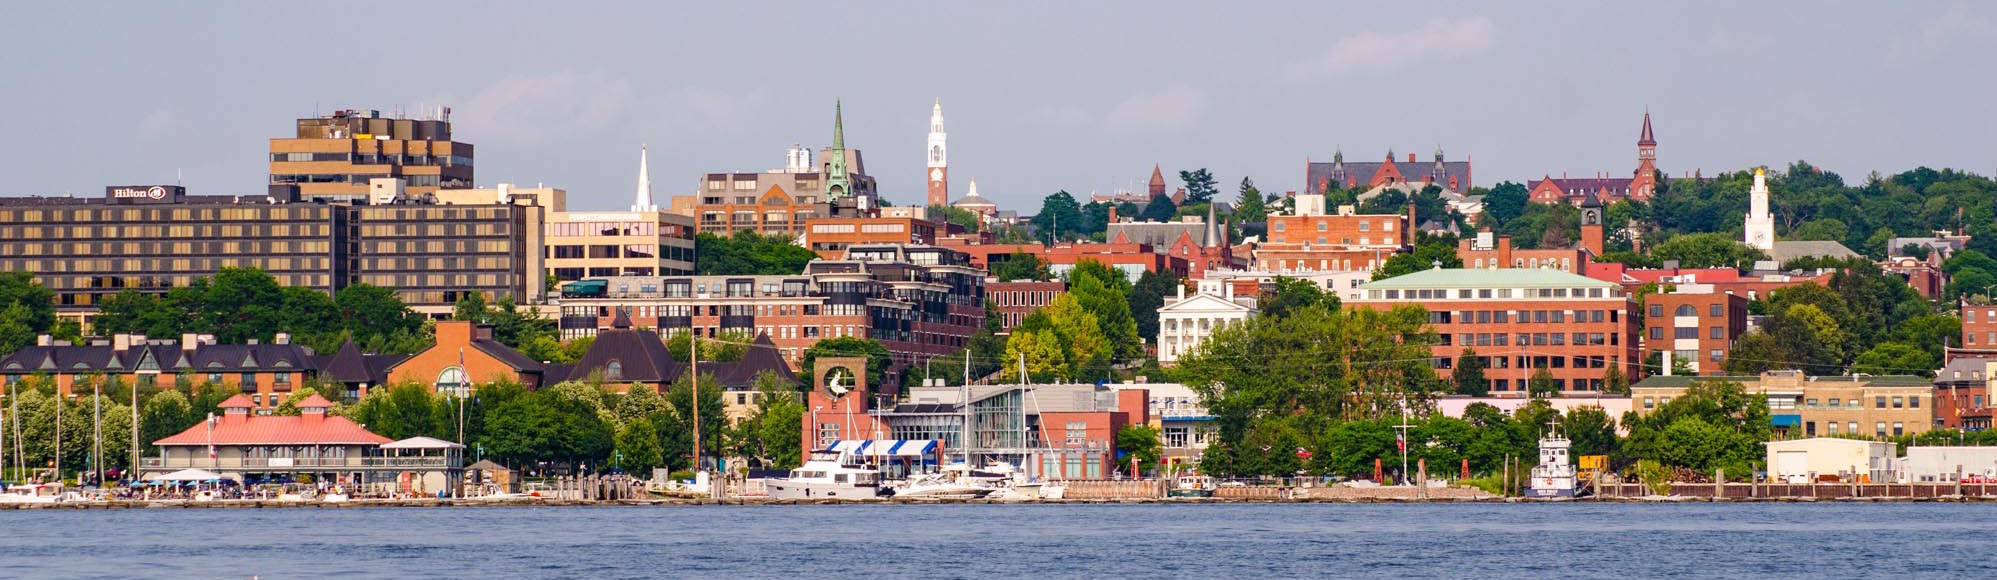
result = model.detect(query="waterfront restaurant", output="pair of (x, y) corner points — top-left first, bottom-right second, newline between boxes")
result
(143, 394), (461, 494)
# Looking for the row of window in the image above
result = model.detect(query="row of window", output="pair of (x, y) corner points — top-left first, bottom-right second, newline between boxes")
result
(1649, 303), (1728, 318)
(1434, 309), (1617, 324)
(1806, 421), (1904, 437)
(1444, 332), (1617, 347)
(1649, 326), (1728, 340)
(1373, 286), (1617, 300)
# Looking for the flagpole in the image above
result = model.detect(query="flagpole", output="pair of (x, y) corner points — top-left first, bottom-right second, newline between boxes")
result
(692, 331), (701, 475)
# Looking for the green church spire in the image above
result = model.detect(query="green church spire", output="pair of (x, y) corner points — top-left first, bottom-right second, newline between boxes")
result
(825, 100), (850, 198)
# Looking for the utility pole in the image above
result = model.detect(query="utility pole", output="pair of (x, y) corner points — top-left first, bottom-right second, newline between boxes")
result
(55, 389), (62, 482)
(94, 382), (102, 487)
(691, 331), (701, 474)
(131, 377), (139, 483)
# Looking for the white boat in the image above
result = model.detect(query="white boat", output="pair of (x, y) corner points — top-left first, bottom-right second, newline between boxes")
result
(1527, 433), (1577, 498)
(0, 483), (65, 504)
(893, 473), (994, 499)
(1168, 474), (1216, 498)
(767, 450), (887, 500)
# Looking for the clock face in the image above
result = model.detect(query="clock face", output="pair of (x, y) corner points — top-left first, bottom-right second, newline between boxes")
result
(1752, 232), (1767, 242)
(929, 168), (943, 181)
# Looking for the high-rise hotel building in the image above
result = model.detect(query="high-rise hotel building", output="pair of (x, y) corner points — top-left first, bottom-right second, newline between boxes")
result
(0, 181), (541, 319)
(270, 108), (473, 202)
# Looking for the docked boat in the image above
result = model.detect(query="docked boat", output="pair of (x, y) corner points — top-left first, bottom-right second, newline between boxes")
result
(0, 483), (67, 504)
(893, 473), (994, 499)
(766, 450), (889, 500)
(1527, 433), (1577, 498)
(1168, 474), (1216, 498)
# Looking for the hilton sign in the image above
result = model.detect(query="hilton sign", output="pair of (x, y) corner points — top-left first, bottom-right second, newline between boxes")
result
(105, 185), (184, 205)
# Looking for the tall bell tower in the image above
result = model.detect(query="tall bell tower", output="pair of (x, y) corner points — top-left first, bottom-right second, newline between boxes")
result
(926, 99), (948, 207)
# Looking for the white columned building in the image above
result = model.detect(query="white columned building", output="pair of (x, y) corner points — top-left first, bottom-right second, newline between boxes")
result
(1156, 282), (1256, 365)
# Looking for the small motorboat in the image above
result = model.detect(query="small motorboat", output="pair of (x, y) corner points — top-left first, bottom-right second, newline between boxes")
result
(1168, 474), (1216, 498)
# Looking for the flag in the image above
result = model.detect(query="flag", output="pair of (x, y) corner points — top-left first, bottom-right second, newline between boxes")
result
(1396, 435), (1406, 453)
(1295, 447), (1312, 460)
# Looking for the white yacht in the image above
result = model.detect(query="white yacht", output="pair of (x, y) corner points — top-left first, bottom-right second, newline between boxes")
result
(893, 472), (994, 499)
(0, 483), (67, 504)
(767, 450), (888, 500)
(1527, 433), (1577, 498)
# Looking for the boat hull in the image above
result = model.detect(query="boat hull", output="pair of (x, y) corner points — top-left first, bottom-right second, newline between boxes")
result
(767, 481), (883, 500)
(1167, 489), (1214, 498)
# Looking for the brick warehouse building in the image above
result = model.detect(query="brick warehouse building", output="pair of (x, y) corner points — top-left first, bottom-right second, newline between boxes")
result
(0, 181), (541, 320)
(1351, 268), (1639, 394)
(1254, 192), (1408, 274)
(557, 244), (984, 386)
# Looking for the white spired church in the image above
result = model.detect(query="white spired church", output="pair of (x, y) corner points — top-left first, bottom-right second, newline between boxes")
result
(1743, 166), (1861, 264)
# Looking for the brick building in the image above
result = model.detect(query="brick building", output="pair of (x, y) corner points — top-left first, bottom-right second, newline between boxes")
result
(1527, 112), (1661, 205)
(1633, 371), (1934, 438)
(936, 239), (1187, 283)
(556, 245), (985, 384)
(1352, 268), (1639, 394)
(0, 181), (542, 319)
(803, 216), (941, 259)
(1105, 202), (1235, 280)
(1306, 150), (1472, 194)
(1934, 357), (1994, 431)
(986, 280), (1066, 333)
(673, 103), (878, 236)
(1254, 193), (1409, 274)
(1640, 284), (1750, 376)
(385, 321), (559, 393)
(0, 333), (319, 409)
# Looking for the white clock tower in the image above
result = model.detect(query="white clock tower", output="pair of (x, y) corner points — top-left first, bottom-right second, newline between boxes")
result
(926, 99), (948, 208)
(1744, 167), (1775, 251)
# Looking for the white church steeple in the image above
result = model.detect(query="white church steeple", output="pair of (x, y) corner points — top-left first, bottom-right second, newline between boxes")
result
(1744, 167), (1774, 251)
(926, 99), (949, 207)
(631, 144), (656, 212)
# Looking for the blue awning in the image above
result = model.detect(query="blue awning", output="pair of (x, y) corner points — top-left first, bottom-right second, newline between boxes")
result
(1770, 414), (1802, 427)
(829, 439), (937, 457)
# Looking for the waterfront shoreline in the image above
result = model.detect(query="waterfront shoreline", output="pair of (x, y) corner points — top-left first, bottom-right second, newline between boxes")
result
(9, 494), (1997, 509)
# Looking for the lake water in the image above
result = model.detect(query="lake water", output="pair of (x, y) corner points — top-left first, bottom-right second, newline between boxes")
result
(5, 503), (1992, 578)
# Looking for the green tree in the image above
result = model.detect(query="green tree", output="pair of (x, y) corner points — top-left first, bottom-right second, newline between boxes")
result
(1478, 181), (1529, 227)
(1138, 194), (1177, 223)
(1651, 233), (1768, 270)
(1560, 406), (1619, 459)
(1129, 269), (1180, 341)
(0, 303), (35, 355)
(1527, 368), (1559, 398)
(614, 416), (664, 475)
(1030, 190), (1084, 242)
(1258, 276), (1337, 319)
(663, 373), (728, 471)
(1453, 349), (1488, 396)
(695, 230), (818, 275)
(1001, 328), (1069, 382)
(1115, 424), (1162, 473)
(1373, 243), (1464, 280)
(615, 384), (671, 425)
(139, 389), (192, 448)
(1601, 363), (1630, 395)
(1234, 177), (1267, 225)
(989, 251), (1053, 282)
(1178, 168), (1218, 204)
(1066, 260), (1140, 360)
(1851, 342), (1934, 377)
(927, 204), (983, 233)
(666, 330), (750, 363)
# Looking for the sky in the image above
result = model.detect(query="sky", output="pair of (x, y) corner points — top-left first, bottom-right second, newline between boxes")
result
(4, 1), (1994, 211)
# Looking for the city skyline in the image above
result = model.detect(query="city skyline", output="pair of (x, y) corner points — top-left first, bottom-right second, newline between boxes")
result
(3, 2), (1993, 211)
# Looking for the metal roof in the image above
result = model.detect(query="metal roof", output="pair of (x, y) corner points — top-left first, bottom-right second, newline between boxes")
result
(1358, 267), (1619, 290)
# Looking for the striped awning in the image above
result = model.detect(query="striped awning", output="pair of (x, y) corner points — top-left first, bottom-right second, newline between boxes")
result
(828, 440), (938, 457)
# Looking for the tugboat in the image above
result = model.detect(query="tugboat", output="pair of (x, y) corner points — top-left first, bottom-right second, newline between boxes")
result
(1526, 432), (1577, 499)
(1167, 474), (1216, 498)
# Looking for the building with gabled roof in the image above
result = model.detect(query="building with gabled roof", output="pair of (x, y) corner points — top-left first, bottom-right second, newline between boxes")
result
(0, 333), (318, 410)
(1308, 149), (1472, 194)
(142, 393), (462, 492)
(384, 321), (554, 394)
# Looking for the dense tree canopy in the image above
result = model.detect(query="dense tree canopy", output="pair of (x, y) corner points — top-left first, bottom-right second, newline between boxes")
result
(695, 231), (818, 275)
(91, 268), (428, 354)
(1178, 168), (1218, 204)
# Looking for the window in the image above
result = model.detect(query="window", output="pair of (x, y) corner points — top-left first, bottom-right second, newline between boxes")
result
(1876, 396), (1887, 409)
(1893, 422), (1904, 436)
(1911, 396), (1920, 409)
(1892, 396), (1903, 409)
(436, 367), (468, 396)
(1674, 327), (1697, 339)
(606, 361), (623, 381)
(1710, 326), (1724, 339)
(1826, 422), (1839, 435)
(1643, 397), (1655, 409)
(1066, 421), (1087, 447)
(818, 423), (840, 448)
(1674, 305), (1695, 317)
(1709, 349), (1723, 362)
(1164, 427), (1189, 448)
(1648, 304), (1663, 318)
(1710, 304), (1723, 317)
(1875, 422), (1887, 437)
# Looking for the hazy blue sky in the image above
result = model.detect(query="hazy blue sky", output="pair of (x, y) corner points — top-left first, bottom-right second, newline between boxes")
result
(5, 2), (1993, 210)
